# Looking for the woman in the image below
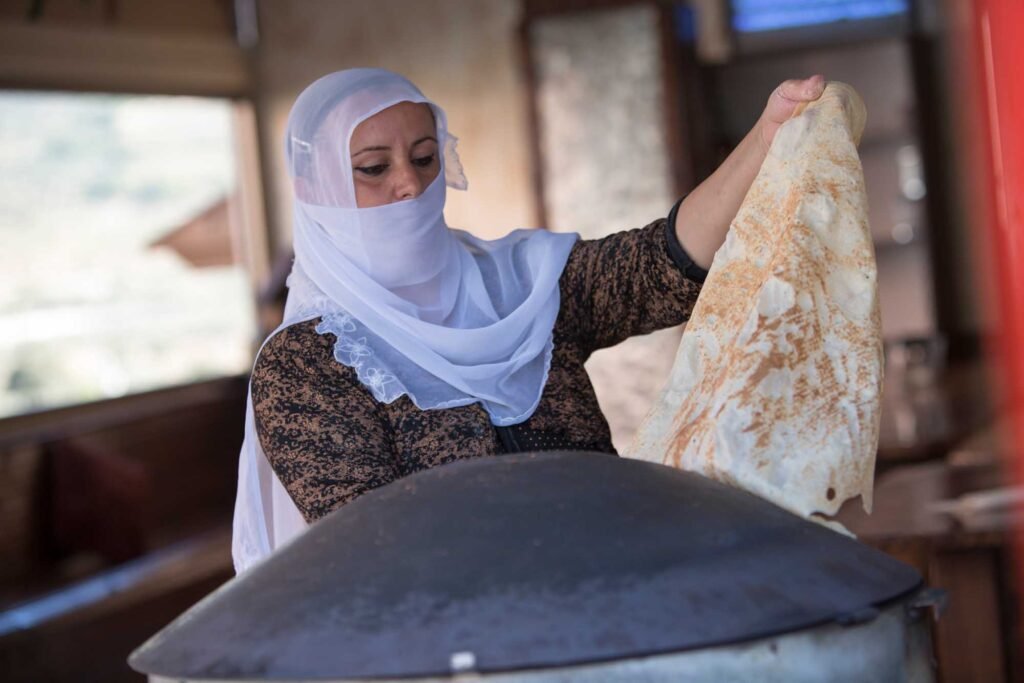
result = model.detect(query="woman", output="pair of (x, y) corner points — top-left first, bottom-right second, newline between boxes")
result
(233, 68), (825, 572)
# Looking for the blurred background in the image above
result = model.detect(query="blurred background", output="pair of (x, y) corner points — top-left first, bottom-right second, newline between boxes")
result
(0, 0), (1020, 680)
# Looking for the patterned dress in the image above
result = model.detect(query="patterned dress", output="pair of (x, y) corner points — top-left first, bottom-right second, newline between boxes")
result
(253, 212), (706, 522)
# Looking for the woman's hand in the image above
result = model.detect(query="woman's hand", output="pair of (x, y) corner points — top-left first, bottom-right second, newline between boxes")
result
(674, 75), (826, 270)
(757, 75), (826, 153)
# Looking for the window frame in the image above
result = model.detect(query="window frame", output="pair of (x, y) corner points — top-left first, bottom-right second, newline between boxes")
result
(0, 21), (271, 426)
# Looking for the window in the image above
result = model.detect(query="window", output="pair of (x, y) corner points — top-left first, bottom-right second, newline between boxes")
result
(0, 91), (258, 418)
(731, 0), (909, 33)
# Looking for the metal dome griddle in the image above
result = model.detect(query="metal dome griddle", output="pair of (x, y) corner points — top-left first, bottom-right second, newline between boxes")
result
(130, 451), (921, 680)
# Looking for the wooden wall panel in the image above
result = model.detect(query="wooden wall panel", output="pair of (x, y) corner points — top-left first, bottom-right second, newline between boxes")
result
(0, 445), (44, 590)
(0, 377), (246, 605)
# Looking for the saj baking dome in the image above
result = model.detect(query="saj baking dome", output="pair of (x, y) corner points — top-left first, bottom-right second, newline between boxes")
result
(130, 451), (934, 682)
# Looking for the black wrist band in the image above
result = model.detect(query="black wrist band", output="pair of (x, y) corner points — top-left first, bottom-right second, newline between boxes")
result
(665, 196), (709, 284)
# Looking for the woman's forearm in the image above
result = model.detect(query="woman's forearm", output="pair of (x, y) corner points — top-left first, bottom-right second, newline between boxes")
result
(673, 125), (767, 270)
(673, 75), (825, 271)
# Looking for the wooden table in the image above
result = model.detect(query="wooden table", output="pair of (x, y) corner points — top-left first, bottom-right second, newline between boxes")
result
(838, 415), (1022, 683)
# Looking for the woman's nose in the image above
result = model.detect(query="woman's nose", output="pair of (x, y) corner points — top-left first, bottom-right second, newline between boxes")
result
(392, 161), (424, 201)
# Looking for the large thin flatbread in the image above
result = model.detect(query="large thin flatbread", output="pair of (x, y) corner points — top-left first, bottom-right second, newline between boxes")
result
(628, 82), (881, 524)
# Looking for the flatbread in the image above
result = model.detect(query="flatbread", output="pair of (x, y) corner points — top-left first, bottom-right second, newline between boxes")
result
(627, 82), (881, 526)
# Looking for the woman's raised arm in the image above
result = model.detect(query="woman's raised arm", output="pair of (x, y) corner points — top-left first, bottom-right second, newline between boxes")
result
(674, 75), (826, 269)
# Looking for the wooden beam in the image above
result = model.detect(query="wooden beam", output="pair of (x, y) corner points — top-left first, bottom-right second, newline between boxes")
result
(0, 22), (250, 96)
(0, 375), (248, 452)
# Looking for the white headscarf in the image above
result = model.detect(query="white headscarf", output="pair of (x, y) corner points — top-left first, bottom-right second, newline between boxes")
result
(232, 68), (578, 572)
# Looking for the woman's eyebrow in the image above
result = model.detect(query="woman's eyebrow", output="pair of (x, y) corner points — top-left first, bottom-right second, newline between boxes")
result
(351, 136), (436, 158)
(351, 145), (389, 157)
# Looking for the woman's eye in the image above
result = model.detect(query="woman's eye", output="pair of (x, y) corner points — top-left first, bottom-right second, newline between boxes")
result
(412, 154), (436, 168)
(355, 163), (388, 177)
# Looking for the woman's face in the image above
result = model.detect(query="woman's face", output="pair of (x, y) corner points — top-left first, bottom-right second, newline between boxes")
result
(349, 101), (440, 208)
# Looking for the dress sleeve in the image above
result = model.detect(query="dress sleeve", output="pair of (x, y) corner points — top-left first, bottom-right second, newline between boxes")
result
(556, 213), (706, 356)
(251, 322), (400, 523)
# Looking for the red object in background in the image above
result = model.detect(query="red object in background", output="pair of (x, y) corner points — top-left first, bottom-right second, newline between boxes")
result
(960, 0), (1024, 627)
